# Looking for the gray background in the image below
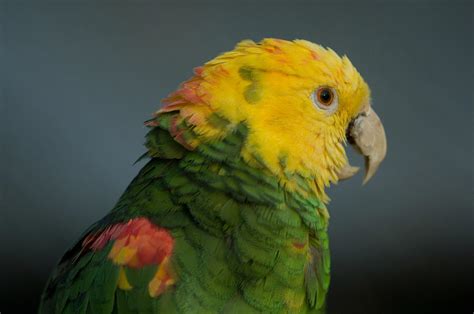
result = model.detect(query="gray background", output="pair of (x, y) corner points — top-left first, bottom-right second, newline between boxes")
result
(1, 1), (472, 313)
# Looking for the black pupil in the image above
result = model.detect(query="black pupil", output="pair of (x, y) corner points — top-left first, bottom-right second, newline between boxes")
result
(320, 89), (332, 103)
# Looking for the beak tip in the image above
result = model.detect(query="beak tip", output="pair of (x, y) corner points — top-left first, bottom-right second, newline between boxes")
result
(362, 175), (371, 186)
(362, 161), (381, 185)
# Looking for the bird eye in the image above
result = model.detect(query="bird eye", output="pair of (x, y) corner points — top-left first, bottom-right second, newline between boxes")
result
(312, 87), (338, 113)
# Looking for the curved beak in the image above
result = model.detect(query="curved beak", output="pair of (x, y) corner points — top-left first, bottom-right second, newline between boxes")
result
(337, 105), (387, 184)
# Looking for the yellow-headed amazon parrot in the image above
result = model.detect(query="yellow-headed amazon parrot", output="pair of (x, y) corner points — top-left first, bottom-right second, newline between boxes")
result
(39, 38), (387, 314)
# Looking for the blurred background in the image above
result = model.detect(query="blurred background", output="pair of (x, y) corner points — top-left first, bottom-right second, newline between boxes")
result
(1, 0), (472, 313)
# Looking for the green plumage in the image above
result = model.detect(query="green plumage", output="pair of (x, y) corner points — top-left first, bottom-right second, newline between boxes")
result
(39, 112), (331, 314)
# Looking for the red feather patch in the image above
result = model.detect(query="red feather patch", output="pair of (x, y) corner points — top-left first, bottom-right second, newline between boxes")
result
(83, 218), (174, 268)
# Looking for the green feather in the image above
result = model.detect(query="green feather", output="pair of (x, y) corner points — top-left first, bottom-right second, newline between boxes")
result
(40, 117), (331, 313)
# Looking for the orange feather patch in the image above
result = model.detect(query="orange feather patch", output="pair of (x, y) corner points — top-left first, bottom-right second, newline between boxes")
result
(83, 218), (174, 269)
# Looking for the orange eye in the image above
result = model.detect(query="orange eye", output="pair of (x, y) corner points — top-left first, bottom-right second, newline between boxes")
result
(312, 86), (338, 113)
(317, 88), (334, 106)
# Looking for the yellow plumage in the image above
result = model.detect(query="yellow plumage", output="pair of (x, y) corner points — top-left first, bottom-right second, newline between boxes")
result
(159, 38), (371, 201)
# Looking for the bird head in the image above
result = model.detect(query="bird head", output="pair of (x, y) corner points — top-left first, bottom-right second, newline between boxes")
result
(155, 38), (387, 200)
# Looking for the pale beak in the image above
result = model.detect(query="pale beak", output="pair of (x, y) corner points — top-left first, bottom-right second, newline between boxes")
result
(337, 105), (387, 184)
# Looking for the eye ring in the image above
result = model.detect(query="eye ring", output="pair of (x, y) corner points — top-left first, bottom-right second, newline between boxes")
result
(311, 87), (338, 113)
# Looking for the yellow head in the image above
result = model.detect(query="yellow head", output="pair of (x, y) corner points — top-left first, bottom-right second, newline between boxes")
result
(158, 38), (385, 200)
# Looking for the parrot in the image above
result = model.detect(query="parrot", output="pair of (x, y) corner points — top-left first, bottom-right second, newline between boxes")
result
(39, 38), (387, 314)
